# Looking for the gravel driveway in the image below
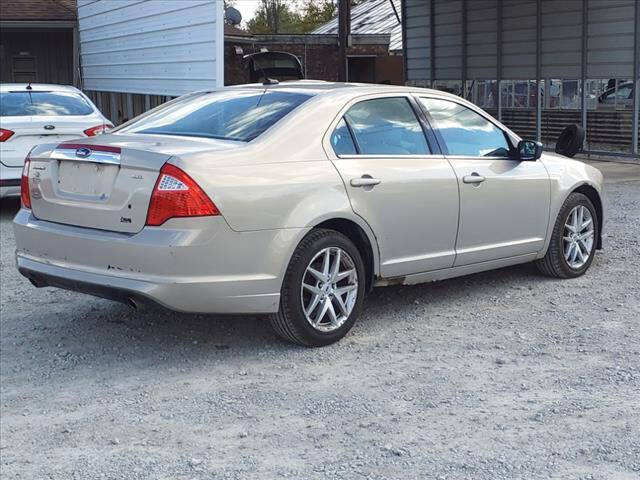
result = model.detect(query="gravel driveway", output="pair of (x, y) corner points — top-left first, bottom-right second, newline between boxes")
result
(1, 160), (639, 480)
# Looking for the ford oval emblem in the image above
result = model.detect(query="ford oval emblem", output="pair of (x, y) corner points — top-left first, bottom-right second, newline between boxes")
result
(44, 124), (55, 130)
(75, 148), (91, 158)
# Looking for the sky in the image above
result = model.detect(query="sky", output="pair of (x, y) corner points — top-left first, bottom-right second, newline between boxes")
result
(230, 0), (262, 25)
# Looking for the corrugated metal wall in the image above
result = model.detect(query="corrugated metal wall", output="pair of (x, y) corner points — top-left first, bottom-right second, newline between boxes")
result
(433, 0), (463, 80)
(404, 0), (636, 82)
(466, 0), (498, 79)
(404, 0), (430, 82)
(501, 0), (536, 79)
(540, 0), (582, 79)
(403, 0), (639, 156)
(77, 0), (223, 96)
(587, 0), (636, 78)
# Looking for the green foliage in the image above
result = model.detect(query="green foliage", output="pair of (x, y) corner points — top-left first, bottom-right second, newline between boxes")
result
(245, 0), (368, 35)
(246, 0), (303, 34)
(297, 0), (337, 33)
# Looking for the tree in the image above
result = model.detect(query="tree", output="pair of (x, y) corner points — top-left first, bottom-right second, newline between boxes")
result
(245, 0), (369, 35)
(297, 0), (337, 33)
(246, 0), (303, 34)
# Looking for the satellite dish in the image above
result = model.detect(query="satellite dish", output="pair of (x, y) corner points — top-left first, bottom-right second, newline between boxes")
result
(225, 6), (242, 26)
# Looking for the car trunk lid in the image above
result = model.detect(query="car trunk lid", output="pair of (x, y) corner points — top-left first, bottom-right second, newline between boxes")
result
(27, 133), (242, 233)
(0, 115), (105, 167)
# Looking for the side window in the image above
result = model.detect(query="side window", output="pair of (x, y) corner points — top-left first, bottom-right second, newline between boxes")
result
(343, 97), (430, 155)
(331, 118), (357, 155)
(616, 85), (632, 100)
(420, 97), (510, 157)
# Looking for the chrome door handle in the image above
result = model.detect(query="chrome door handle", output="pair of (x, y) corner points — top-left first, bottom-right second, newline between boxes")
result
(463, 173), (486, 184)
(350, 176), (381, 188)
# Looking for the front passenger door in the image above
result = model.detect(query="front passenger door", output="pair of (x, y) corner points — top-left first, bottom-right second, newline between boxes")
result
(418, 97), (550, 266)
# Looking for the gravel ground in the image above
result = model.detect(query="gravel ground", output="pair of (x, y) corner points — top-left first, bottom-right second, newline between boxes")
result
(1, 160), (639, 480)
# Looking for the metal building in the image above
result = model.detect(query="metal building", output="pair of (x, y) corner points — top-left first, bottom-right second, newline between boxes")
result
(401, 0), (640, 157)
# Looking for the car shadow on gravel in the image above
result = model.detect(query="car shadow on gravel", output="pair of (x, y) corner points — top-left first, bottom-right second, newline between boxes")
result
(2, 196), (560, 369)
(7, 260), (552, 373)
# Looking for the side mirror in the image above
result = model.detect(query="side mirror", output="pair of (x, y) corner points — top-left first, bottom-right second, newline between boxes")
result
(517, 139), (543, 161)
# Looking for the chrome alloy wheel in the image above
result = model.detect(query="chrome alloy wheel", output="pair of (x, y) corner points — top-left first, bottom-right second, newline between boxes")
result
(300, 247), (358, 332)
(563, 205), (595, 269)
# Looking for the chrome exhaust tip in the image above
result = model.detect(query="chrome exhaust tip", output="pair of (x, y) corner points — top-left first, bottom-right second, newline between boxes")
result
(126, 297), (138, 310)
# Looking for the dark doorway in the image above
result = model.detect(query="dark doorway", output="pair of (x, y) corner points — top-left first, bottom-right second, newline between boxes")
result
(0, 29), (73, 84)
(11, 56), (37, 82)
(347, 57), (375, 83)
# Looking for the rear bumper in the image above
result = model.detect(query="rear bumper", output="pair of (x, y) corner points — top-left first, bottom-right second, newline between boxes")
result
(18, 259), (172, 312)
(14, 209), (308, 314)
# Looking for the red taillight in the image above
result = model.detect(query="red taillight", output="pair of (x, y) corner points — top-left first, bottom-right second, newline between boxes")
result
(21, 158), (31, 209)
(84, 124), (113, 136)
(0, 128), (14, 142)
(145, 163), (219, 226)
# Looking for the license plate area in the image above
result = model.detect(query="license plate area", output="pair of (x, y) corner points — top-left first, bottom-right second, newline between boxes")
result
(57, 160), (119, 197)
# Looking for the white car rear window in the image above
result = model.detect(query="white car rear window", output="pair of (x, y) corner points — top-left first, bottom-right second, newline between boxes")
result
(0, 91), (94, 116)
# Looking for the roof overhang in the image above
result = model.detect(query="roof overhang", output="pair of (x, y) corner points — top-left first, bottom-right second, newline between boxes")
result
(0, 20), (76, 29)
(224, 33), (391, 47)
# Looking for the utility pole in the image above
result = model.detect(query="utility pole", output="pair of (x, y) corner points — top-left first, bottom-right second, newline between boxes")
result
(338, 0), (351, 82)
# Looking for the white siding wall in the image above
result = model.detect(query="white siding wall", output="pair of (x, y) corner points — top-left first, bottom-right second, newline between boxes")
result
(77, 0), (223, 96)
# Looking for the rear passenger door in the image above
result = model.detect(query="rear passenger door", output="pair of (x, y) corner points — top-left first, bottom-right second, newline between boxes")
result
(417, 96), (550, 266)
(324, 95), (460, 277)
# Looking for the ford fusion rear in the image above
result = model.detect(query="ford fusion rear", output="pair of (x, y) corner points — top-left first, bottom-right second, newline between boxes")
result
(13, 82), (604, 347)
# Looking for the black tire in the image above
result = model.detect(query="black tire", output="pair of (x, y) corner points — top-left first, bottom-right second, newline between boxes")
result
(269, 228), (366, 347)
(555, 124), (585, 158)
(536, 192), (598, 278)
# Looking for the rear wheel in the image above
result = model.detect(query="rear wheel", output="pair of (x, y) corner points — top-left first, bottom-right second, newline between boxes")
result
(269, 229), (366, 347)
(537, 192), (598, 278)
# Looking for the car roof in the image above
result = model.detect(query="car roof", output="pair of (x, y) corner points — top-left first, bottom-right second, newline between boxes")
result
(218, 80), (462, 101)
(0, 83), (82, 93)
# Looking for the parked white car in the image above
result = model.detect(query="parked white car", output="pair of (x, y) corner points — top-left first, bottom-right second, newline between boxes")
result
(0, 83), (111, 198)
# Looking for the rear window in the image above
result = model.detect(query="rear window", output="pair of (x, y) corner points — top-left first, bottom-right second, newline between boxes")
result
(117, 90), (313, 142)
(0, 91), (94, 116)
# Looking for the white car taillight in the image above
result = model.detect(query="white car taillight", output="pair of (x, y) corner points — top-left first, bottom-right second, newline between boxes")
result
(84, 124), (113, 136)
(0, 128), (14, 142)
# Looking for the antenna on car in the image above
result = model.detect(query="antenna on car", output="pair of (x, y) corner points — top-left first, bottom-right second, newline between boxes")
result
(256, 65), (278, 86)
(26, 82), (33, 103)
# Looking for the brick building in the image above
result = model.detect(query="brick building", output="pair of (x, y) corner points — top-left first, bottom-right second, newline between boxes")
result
(224, 31), (396, 86)
(224, 0), (404, 86)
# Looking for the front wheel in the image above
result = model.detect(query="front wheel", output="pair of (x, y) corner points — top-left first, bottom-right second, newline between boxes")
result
(536, 192), (598, 278)
(269, 229), (366, 347)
